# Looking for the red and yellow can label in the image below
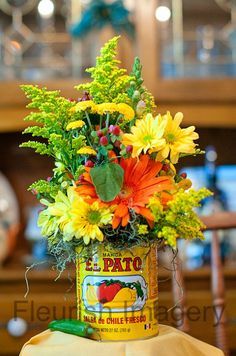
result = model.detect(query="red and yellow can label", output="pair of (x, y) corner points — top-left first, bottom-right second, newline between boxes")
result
(76, 244), (158, 341)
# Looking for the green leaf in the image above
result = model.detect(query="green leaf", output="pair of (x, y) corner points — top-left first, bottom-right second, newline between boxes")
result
(99, 146), (108, 157)
(90, 163), (124, 202)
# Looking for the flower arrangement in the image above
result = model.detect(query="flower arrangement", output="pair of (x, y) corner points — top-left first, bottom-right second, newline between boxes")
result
(20, 37), (211, 270)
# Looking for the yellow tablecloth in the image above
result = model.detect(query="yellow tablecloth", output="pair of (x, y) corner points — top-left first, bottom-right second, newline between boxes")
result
(20, 324), (224, 356)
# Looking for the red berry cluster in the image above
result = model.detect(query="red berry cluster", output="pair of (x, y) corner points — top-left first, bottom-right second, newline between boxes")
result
(95, 125), (121, 147)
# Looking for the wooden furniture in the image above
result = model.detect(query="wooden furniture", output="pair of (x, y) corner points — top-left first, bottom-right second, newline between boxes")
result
(138, 0), (236, 128)
(172, 211), (236, 356)
(1, 1), (236, 132)
(202, 212), (236, 355)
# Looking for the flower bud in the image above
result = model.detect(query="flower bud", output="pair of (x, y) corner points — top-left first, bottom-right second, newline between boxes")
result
(108, 125), (114, 133)
(85, 160), (94, 168)
(136, 100), (146, 117)
(97, 130), (103, 138)
(81, 91), (91, 101)
(112, 125), (120, 136)
(114, 140), (121, 149)
(100, 136), (109, 146)
(132, 90), (141, 101)
(162, 164), (170, 172)
(126, 145), (133, 154)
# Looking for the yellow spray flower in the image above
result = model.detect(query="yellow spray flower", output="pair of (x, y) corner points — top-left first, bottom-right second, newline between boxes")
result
(93, 103), (118, 115)
(77, 146), (97, 155)
(74, 100), (95, 112)
(66, 120), (85, 131)
(156, 112), (199, 164)
(93, 102), (134, 121)
(122, 113), (166, 157)
(116, 103), (135, 121)
(71, 199), (113, 244)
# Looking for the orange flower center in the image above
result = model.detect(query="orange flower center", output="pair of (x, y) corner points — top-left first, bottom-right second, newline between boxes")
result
(119, 185), (133, 200)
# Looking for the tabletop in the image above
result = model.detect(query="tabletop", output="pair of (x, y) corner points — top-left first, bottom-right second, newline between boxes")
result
(20, 324), (224, 356)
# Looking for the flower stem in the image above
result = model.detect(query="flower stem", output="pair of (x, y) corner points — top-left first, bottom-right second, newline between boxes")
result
(85, 133), (92, 147)
(116, 114), (123, 125)
(106, 113), (110, 128)
(85, 111), (93, 131)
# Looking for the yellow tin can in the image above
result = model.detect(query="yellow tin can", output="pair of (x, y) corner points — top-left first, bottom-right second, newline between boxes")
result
(76, 244), (158, 341)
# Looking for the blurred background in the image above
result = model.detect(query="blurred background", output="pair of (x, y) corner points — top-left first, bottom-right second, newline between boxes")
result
(0, 0), (236, 355)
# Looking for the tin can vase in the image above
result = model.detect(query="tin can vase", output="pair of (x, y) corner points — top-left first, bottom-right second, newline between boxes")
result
(76, 244), (159, 341)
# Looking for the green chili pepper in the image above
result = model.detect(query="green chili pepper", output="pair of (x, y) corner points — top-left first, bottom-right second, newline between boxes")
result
(48, 319), (94, 338)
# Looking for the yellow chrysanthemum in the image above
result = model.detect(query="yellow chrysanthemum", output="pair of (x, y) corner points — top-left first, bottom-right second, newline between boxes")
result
(117, 103), (135, 121)
(93, 103), (118, 115)
(74, 100), (95, 112)
(155, 112), (199, 164)
(77, 146), (97, 155)
(66, 120), (85, 131)
(38, 187), (78, 241)
(122, 113), (166, 157)
(71, 199), (113, 244)
(92, 102), (134, 121)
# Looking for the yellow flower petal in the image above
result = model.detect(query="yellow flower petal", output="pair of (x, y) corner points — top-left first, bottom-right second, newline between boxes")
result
(122, 113), (166, 158)
(74, 100), (95, 112)
(156, 112), (199, 163)
(66, 120), (85, 130)
(77, 146), (97, 155)
(93, 103), (118, 115)
(71, 198), (113, 245)
(117, 103), (135, 121)
(92, 102), (134, 121)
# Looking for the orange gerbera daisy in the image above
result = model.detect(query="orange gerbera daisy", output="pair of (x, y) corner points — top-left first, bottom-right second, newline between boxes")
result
(76, 155), (173, 229)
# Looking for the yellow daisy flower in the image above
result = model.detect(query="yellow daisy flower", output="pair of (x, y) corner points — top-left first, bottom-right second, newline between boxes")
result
(74, 100), (95, 112)
(156, 112), (199, 164)
(66, 120), (85, 131)
(77, 146), (97, 155)
(122, 113), (166, 158)
(71, 199), (113, 244)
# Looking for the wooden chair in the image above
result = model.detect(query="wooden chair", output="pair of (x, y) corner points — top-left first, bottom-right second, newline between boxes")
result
(172, 211), (236, 356)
